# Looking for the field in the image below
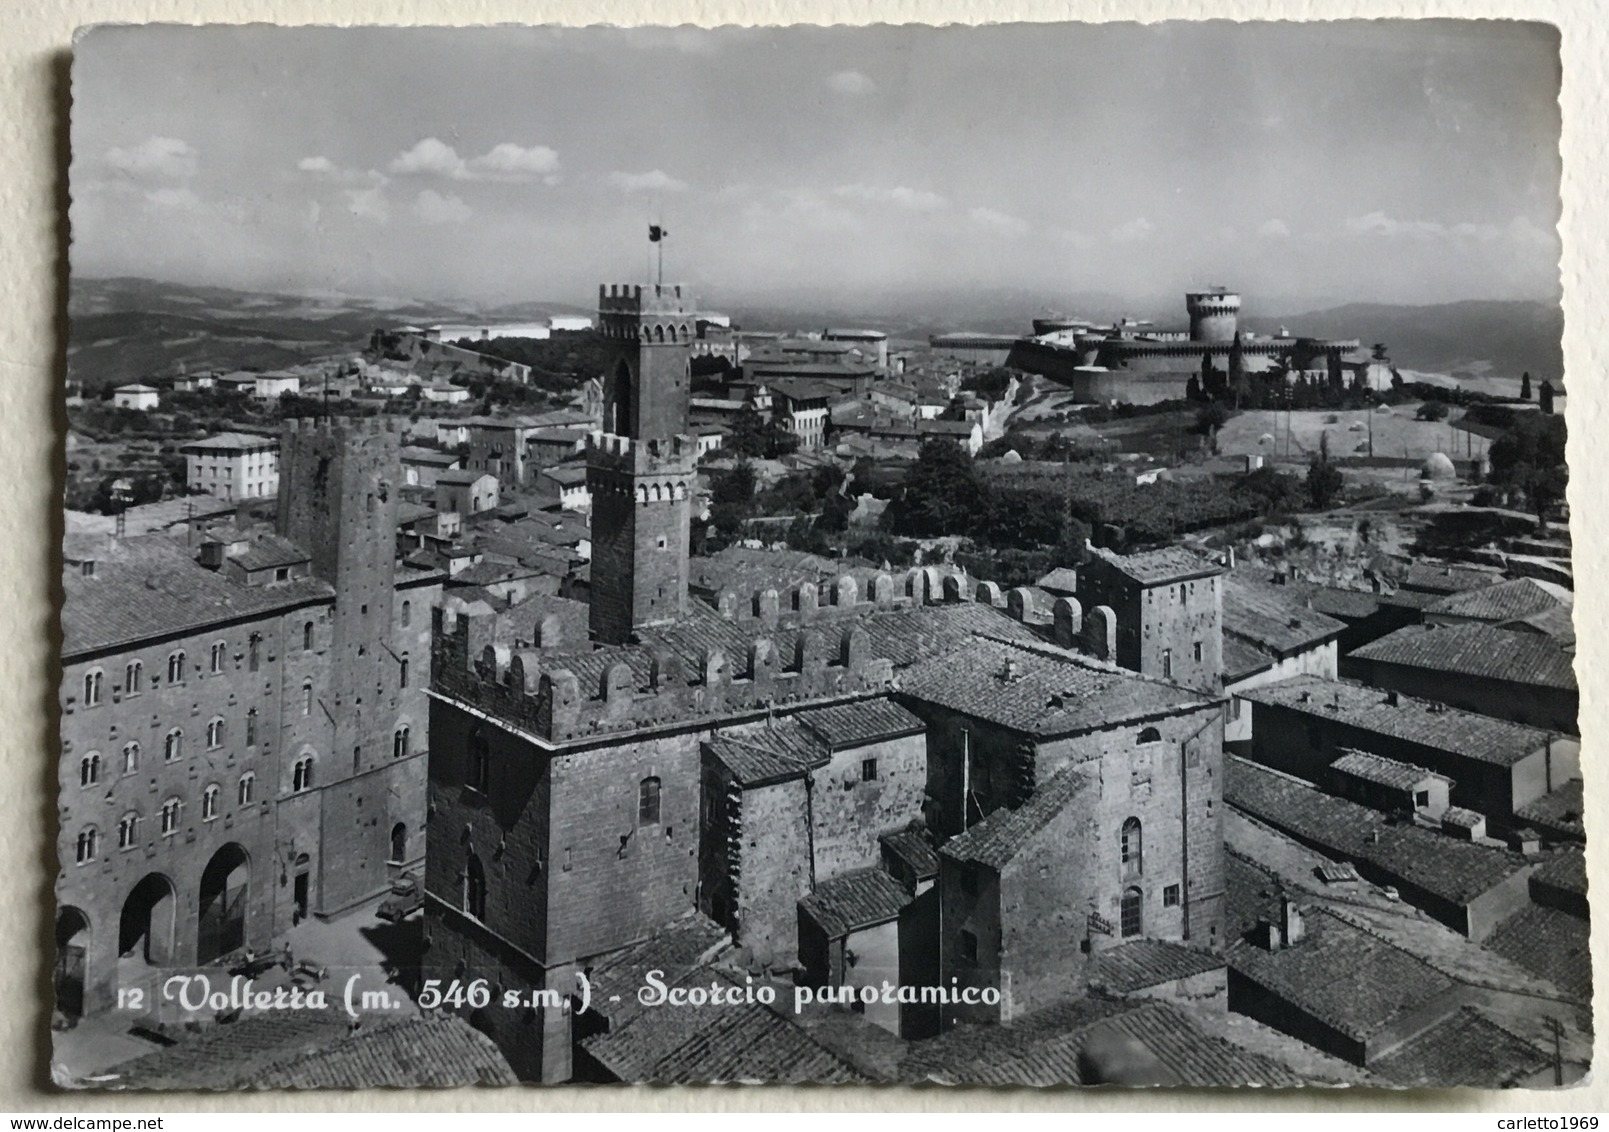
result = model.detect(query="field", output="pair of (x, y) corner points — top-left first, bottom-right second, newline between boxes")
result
(1215, 403), (1493, 466)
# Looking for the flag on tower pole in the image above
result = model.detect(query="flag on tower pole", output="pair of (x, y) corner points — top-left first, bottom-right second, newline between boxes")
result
(649, 224), (668, 285)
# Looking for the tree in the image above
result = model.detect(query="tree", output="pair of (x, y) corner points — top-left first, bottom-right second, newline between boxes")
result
(1416, 400), (1450, 422)
(1194, 403), (1229, 436)
(1228, 331), (1248, 408)
(1371, 342), (1390, 363)
(1185, 374), (1202, 403)
(1489, 412), (1567, 520)
(1306, 432), (1344, 509)
(726, 403), (799, 460)
(1539, 380), (1556, 415)
(709, 460), (757, 540)
(882, 439), (991, 538)
(1520, 371), (1533, 401)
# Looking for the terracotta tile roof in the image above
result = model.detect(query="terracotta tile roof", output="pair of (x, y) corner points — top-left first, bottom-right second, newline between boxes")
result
(96, 1010), (349, 1089)
(1330, 749), (1451, 792)
(1378, 588), (1444, 611)
(1228, 907), (1455, 1043)
(1501, 603), (1577, 650)
(1085, 940), (1225, 995)
(226, 533), (310, 573)
(1427, 577), (1571, 622)
(1226, 758), (1532, 905)
(1485, 904), (1593, 1002)
(1088, 545), (1223, 585)
(1529, 845), (1587, 897)
(1441, 807), (1484, 829)
(1223, 635), (1276, 682)
(799, 867), (911, 939)
(1035, 566), (1080, 594)
(879, 826), (940, 882)
(250, 1016), (517, 1088)
(1372, 1007), (1548, 1087)
(905, 997), (1302, 1087)
(942, 764), (1093, 870)
(1401, 561), (1506, 595)
(1222, 575), (1346, 657)
(1304, 586), (1384, 620)
(796, 698), (925, 750)
(899, 636), (1212, 738)
(581, 968), (865, 1083)
(1350, 624), (1577, 691)
(706, 721), (828, 787)
(584, 912), (731, 1031)
(181, 431), (278, 452)
(1237, 675), (1552, 768)
(62, 534), (333, 659)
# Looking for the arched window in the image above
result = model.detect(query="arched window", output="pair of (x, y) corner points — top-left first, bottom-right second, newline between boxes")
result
(164, 728), (183, 763)
(79, 752), (101, 787)
(237, 772), (255, 806)
(248, 633), (261, 672)
(390, 823), (407, 863)
(401, 600), (412, 628)
(75, 826), (98, 864)
(399, 652), (410, 688)
(210, 641), (227, 674)
(245, 708), (258, 747)
(167, 650), (187, 684)
(292, 757), (314, 793)
(303, 621), (314, 652)
(1121, 887), (1143, 938)
(121, 742), (139, 775)
(202, 784), (220, 821)
(393, 726), (410, 760)
(159, 797), (182, 836)
(206, 718), (224, 750)
(117, 812), (139, 850)
(638, 776), (662, 827)
(83, 669), (104, 706)
(1121, 818), (1143, 878)
(464, 853), (487, 920)
(1137, 727), (1162, 745)
(125, 660), (143, 696)
(302, 680), (314, 717)
(468, 729), (490, 793)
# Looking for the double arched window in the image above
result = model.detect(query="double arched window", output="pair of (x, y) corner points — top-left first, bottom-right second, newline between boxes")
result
(124, 660), (142, 696)
(202, 784), (220, 821)
(79, 752), (101, 788)
(292, 757), (314, 793)
(82, 669), (104, 707)
(75, 826), (98, 864)
(393, 726), (411, 760)
(210, 641), (227, 674)
(117, 812), (139, 850)
(164, 728), (183, 763)
(160, 797), (182, 836)
(206, 718), (225, 750)
(238, 772), (256, 806)
(121, 742), (140, 775)
(468, 729), (490, 793)
(167, 650), (187, 684)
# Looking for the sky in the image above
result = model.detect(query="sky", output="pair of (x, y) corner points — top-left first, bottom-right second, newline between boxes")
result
(70, 22), (1563, 313)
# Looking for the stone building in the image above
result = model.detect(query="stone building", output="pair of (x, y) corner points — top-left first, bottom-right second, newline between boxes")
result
(1076, 545), (1225, 694)
(55, 417), (440, 1022)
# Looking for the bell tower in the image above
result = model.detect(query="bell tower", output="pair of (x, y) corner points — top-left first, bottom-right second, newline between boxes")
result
(587, 282), (698, 646)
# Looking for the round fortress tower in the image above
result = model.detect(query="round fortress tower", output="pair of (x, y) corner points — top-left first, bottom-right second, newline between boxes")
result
(1185, 289), (1242, 344)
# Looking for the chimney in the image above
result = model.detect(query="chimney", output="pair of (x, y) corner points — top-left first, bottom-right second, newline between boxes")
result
(1279, 896), (1305, 947)
(1385, 690), (1401, 706)
(1224, 546), (1237, 569)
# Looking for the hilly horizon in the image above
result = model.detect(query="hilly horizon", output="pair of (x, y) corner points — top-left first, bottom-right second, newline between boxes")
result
(65, 275), (1564, 391)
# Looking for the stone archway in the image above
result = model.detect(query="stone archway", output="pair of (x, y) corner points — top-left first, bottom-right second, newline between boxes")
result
(55, 906), (90, 1021)
(197, 843), (250, 964)
(119, 873), (176, 965)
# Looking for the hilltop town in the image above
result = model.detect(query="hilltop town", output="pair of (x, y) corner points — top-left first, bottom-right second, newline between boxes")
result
(54, 269), (1583, 1090)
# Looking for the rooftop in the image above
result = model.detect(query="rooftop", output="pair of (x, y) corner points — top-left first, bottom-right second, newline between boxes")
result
(225, 532), (312, 574)
(1400, 560), (1506, 595)
(879, 826), (940, 882)
(180, 431), (278, 453)
(898, 636), (1213, 739)
(705, 718), (831, 787)
(1514, 780), (1586, 842)
(1034, 566), (1080, 594)
(799, 867), (911, 939)
(1371, 1007), (1547, 1088)
(942, 763), (1093, 871)
(1484, 903), (1593, 1002)
(582, 912), (730, 1032)
(1084, 939), (1225, 996)
(436, 469), (494, 486)
(1222, 574), (1346, 659)
(1237, 675), (1553, 768)
(1352, 623), (1576, 691)
(1087, 545), (1224, 586)
(1226, 758), (1533, 905)
(1426, 577), (1571, 623)
(1330, 749), (1451, 792)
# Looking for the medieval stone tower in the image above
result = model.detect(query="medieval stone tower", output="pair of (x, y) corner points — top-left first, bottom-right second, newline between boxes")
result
(1185, 289), (1242, 344)
(276, 416), (419, 914)
(587, 283), (699, 646)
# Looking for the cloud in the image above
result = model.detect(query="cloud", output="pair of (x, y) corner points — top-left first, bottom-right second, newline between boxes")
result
(1345, 211), (1446, 239)
(609, 169), (689, 194)
(388, 138), (560, 183)
(1258, 219), (1291, 238)
(1348, 211), (1556, 249)
(827, 70), (876, 95)
(412, 189), (472, 225)
(105, 136), (197, 179)
(834, 184), (946, 211)
(743, 189), (860, 234)
(1109, 217), (1155, 243)
(144, 187), (201, 210)
(969, 206), (1029, 238)
(344, 185), (390, 224)
(298, 156), (337, 175)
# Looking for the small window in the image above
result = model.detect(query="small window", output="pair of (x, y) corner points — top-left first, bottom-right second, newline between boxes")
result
(246, 708), (258, 747)
(118, 813), (139, 850)
(164, 728), (183, 763)
(400, 653), (410, 688)
(1161, 648), (1172, 680)
(303, 621), (315, 652)
(353, 746), (362, 774)
(1121, 817), (1143, 878)
(76, 826), (98, 864)
(958, 929), (978, 966)
(401, 600), (412, 628)
(1193, 640), (1203, 663)
(202, 784), (220, 821)
(393, 726), (411, 760)
(1137, 727), (1161, 745)
(303, 680), (314, 717)
(122, 742), (139, 775)
(1163, 884), (1180, 908)
(465, 854), (487, 920)
(210, 641), (227, 674)
(79, 752), (101, 787)
(82, 669), (104, 707)
(274, 567), (289, 582)
(293, 757), (314, 793)
(125, 660), (143, 696)
(638, 776), (662, 827)
(238, 772), (256, 806)
(160, 798), (181, 836)
(469, 730), (491, 793)
(1121, 887), (1143, 938)
(861, 758), (878, 782)
(248, 633), (261, 672)
(1414, 790), (1430, 808)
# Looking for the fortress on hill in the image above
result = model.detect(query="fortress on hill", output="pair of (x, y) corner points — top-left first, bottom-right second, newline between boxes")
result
(420, 276), (1235, 1082)
(1012, 287), (1365, 404)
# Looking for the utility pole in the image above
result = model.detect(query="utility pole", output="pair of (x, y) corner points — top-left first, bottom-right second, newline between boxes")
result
(1546, 1015), (1565, 1086)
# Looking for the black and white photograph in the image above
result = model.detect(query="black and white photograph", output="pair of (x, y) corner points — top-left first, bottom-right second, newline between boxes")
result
(53, 21), (1583, 1090)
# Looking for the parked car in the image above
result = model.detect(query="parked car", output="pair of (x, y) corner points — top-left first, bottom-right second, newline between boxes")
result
(377, 873), (423, 922)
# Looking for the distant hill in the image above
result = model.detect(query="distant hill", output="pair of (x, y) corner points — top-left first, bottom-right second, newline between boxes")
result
(1252, 300), (1564, 385)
